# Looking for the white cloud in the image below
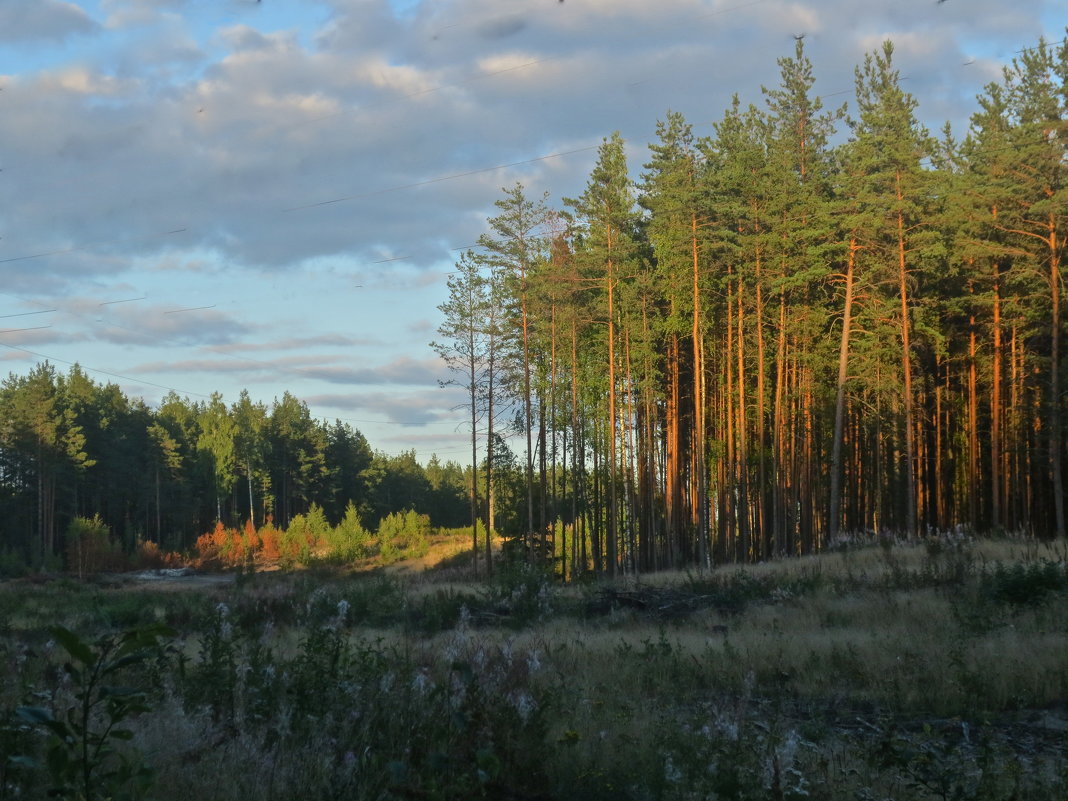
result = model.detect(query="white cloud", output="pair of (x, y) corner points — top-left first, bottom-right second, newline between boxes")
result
(39, 66), (137, 96)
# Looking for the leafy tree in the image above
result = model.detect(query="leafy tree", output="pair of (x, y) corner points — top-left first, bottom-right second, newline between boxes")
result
(360, 450), (431, 528)
(641, 109), (707, 567)
(268, 392), (328, 527)
(232, 391), (269, 528)
(197, 393), (237, 524)
(0, 363), (92, 561)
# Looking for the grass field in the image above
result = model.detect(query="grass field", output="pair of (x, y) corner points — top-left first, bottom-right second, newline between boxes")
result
(3, 534), (1068, 800)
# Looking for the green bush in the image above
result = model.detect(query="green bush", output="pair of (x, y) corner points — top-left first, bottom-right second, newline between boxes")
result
(376, 510), (431, 562)
(66, 515), (124, 579)
(14, 624), (173, 801)
(981, 559), (1068, 606)
(325, 502), (371, 563)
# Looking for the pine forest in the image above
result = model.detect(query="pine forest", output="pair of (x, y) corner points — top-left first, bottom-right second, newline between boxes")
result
(2, 37), (1068, 575)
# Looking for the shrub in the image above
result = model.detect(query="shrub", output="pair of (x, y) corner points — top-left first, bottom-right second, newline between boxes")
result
(133, 539), (184, 570)
(66, 515), (124, 578)
(283, 509), (332, 566)
(376, 510), (431, 562)
(981, 559), (1068, 606)
(325, 502), (371, 563)
(14, 624), (173, 801)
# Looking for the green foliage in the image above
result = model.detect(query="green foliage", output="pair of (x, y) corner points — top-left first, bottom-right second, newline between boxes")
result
(66, 516), (124, 579)
(14, 623), (173, 801)
(323, 501), (371, 563)
(483, 555), (555, 626)
(981, 559), (1068, 606)
(0, 547), (30, 579)
(376, 509), (431, 563)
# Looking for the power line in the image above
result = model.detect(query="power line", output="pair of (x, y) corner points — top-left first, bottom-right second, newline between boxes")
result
(0, 229), (187, 266)
(163, 304), (217, 314)
(0, 341), (213, 399)
(0, 308), (56, 319)
(0, 324), (51, 334)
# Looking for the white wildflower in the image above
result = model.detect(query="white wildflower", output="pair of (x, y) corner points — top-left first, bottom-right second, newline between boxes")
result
(472, 645), (487, 671)
(510, 691), (536, 722)
(537, 582), (552, 615)
(379, 672), (395, 694)
(412, 669), (433, 695)
(664, 755), (683, 784)
(443, 638), (460, 664)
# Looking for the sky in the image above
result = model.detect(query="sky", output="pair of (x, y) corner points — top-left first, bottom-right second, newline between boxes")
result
(0, 0), (1063, 464)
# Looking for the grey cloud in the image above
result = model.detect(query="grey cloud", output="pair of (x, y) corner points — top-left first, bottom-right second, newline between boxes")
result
(307, 388), (462, 426)
(294, 356), (445, 386)
(208, 333), (376, 352)
(0, 1), (97, 44)
(88, 304), (251, 346)
(125, 352), (444, 387)
(4, 0), (1056, 273)
(478, 16), (527, 40)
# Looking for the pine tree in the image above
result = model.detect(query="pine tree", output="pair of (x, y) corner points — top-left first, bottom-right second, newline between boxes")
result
(565, 132), (640, 575)
(479, 184), (552, 557)
(432, 250), (493, 573)
(844, 41), (940, 537)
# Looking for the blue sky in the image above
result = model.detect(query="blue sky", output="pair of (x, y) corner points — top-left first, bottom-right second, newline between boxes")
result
(0, 0), (1062, 463)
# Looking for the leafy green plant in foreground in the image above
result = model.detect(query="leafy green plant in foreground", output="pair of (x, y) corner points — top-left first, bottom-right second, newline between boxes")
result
(14, 624), (173, 801)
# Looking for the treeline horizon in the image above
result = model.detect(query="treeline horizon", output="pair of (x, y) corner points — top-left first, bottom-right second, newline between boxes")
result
(0, 362), (484, 568)
(434, 34), (1068, 576)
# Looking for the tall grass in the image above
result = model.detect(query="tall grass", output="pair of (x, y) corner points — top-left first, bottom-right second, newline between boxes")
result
(4, 534), (1068, 800)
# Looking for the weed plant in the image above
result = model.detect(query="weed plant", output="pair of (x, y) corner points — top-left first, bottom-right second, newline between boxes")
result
(5, 534), (1068, 800)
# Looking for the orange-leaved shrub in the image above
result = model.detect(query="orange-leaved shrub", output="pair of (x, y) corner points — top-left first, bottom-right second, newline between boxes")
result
(192, 504), (372, 568)
(134, 539), (185, 569)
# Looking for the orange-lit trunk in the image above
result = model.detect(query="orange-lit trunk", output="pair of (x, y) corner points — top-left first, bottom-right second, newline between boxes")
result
(829, 238), (857, 541)
(896, 172), (917, 537)
(692, 214), (708, 567)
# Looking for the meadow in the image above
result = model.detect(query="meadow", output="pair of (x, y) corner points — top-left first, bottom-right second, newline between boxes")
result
(3, 534), (1068, 800)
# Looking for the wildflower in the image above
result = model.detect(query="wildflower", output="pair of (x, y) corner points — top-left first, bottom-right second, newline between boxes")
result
(379, 672), (395, 694)
(664, 755), (683, 784)
(457, 604), (472, 631)
(510, 691), (536, 722)
(412, 669), (433, 695)
(537, 581), (552, 615)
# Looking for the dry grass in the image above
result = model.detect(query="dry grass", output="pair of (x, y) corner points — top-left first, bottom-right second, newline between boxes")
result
(6, 535), (1068, 800)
